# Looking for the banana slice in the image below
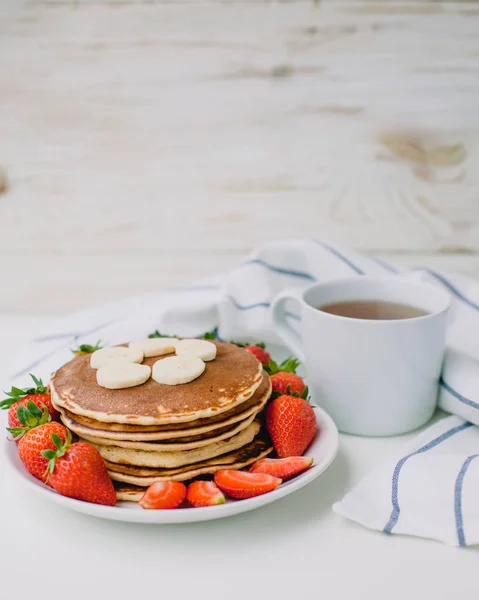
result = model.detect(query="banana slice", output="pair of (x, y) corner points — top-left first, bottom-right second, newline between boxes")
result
(152, 356), (205, 386)
(97, 361), (151, 390)
(128, 338), (177, 358)
(173, 339), (217, 362)
(90, 346), (144, 369)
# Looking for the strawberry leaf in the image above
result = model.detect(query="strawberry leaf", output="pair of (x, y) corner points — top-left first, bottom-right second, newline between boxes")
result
(265, 356), (300, 375)
(230, 341), (246, 348)
(1, 374), (47, 408)
(26, 400), (42, 419)
(7, 427), (26, 440)
(203, 330), (217, 340)
(16, 405), (29, 426)
(72, 340), (103, 355)
(51, 433), (63, 450)
(26, 373), (47, 394)
(301, 386), (311, 401)
(7, 403), (51, 440)
(42, 429), (72, 477)
(148, 330), (176, 339)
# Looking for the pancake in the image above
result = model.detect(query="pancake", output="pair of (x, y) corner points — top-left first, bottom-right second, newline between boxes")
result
(105, 434), (272, 477)
(58, 374), (271, 441)
(115, 484), (145, 503)
(110, 436), (273, 489)
(51, 341), (263, 425)
(78, 411), (257, 451)
(92, 420), (261, 468)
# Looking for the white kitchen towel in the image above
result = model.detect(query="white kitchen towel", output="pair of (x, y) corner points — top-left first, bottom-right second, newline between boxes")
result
(7, 238), (479, 546)
(333, 416), (479, 547)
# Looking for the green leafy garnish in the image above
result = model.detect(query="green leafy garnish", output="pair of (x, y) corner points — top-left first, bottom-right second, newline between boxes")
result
(71, 340), (103, 355)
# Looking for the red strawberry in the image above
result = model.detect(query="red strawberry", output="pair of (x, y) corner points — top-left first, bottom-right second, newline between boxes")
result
(214, 470), (281, 499)
(266, 392), (317, 457)
(139, 481), (186, 510)
(270, 372), (306, 397)
(1, 374), (59, 429)
(244, 344), (270, 366)
(265, 357), (305, 396)
(250, 456), (314, 480)
(17, 421), (69, 482)
(186, 480), (225, 507)
(42, 431), (116, 506)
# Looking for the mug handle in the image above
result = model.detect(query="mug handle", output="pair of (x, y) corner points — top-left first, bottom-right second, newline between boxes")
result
(271, 288), (305, 362)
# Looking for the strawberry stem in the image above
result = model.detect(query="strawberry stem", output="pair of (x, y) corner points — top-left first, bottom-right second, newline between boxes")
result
(42, 429), (72, 478)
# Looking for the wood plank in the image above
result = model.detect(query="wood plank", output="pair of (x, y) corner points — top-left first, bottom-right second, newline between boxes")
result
(0, 2), (479, 252)
(0, 1), (478, 313)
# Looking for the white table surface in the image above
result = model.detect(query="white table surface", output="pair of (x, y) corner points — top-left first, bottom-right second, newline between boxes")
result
(1, 315), (478, 600)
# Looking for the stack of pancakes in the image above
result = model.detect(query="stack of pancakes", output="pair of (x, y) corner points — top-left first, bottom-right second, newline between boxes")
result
(50, 342), (273, 502)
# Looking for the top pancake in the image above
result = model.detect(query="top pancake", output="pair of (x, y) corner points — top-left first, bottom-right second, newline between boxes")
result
(50, 341), (263, 425)
(58, 374), (271, 441)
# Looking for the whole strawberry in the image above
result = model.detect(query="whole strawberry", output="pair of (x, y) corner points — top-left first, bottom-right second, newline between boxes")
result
(266, 390), (317, 457)
(244, 343), (270, 366)
(42, 431), (116, 506)
(18, 421), (69, 483)
(266, 357), (305, 397)
(1, 373), (59, 429)
(270, 372), (306, 397)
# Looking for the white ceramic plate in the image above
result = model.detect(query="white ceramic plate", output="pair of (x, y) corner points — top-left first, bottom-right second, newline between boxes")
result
(5, 290), (338, 523)
(5, 402), (338, 524)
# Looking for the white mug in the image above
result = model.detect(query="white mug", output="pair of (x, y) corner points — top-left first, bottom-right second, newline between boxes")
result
(271, 277), (451, 436)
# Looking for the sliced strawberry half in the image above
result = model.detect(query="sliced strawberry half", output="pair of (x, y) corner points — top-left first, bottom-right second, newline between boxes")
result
(250, 457), (313, 480)
(139, 481), (186, 510)
(214, 470), (281, 499)
(186, 480), (225, 507)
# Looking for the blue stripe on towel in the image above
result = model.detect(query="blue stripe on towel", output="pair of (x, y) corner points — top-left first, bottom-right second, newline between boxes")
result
(421, 269), (479, 313)
(440, 378), (479, 411)
(368, 256), (399, 273)
(227, 296), (271, 311)
(34, 317), (121, 343)
(312, 240), (365, 275)
(454, 454), (479, 547)
(246, 259), (316, 281)
(384, 421), (473, 534)
(226, 295), (300, 320)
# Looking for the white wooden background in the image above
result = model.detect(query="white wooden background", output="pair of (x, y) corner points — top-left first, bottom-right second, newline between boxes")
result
(1, 0), (479, 314)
